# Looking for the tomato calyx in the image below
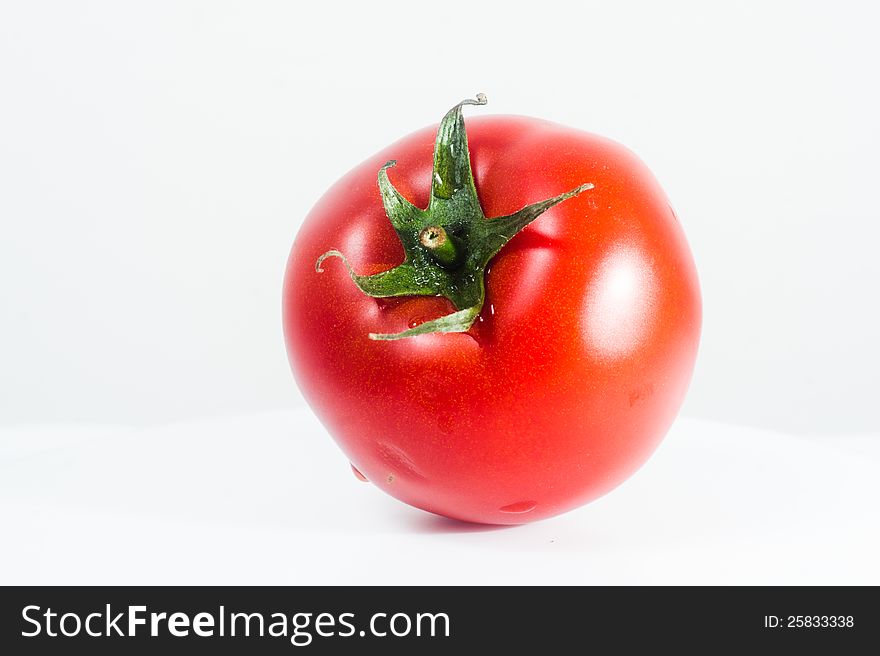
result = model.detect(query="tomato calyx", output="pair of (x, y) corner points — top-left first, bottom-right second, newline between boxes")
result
(315, 93), (594, 341)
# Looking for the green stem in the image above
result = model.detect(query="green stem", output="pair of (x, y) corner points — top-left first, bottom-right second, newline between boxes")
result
(419, 225), (459, 268)
(315, 94), (593, 341)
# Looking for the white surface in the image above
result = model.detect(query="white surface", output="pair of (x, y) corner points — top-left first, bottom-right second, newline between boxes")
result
(2, 410), (878, 585)
(1, 1), (880, 434)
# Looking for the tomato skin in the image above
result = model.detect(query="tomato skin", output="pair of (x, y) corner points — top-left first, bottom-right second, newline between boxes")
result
(283, 115), (701, 524)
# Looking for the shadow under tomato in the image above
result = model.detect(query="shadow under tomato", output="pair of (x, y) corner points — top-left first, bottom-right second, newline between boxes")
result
(405, 512), (517, 534)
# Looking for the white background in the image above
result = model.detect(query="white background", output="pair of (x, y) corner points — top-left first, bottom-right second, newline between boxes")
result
(1, 1), (879, 584)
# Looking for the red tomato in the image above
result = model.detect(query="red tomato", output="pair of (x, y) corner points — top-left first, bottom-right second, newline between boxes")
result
(283, 98), (700, 524)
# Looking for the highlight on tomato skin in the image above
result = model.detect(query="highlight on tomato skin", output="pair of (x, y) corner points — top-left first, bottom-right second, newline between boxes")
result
(282, 95), (701, 525)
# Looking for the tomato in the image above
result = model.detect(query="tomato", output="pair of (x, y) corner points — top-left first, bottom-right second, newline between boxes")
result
(283, 95), (701, 524)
